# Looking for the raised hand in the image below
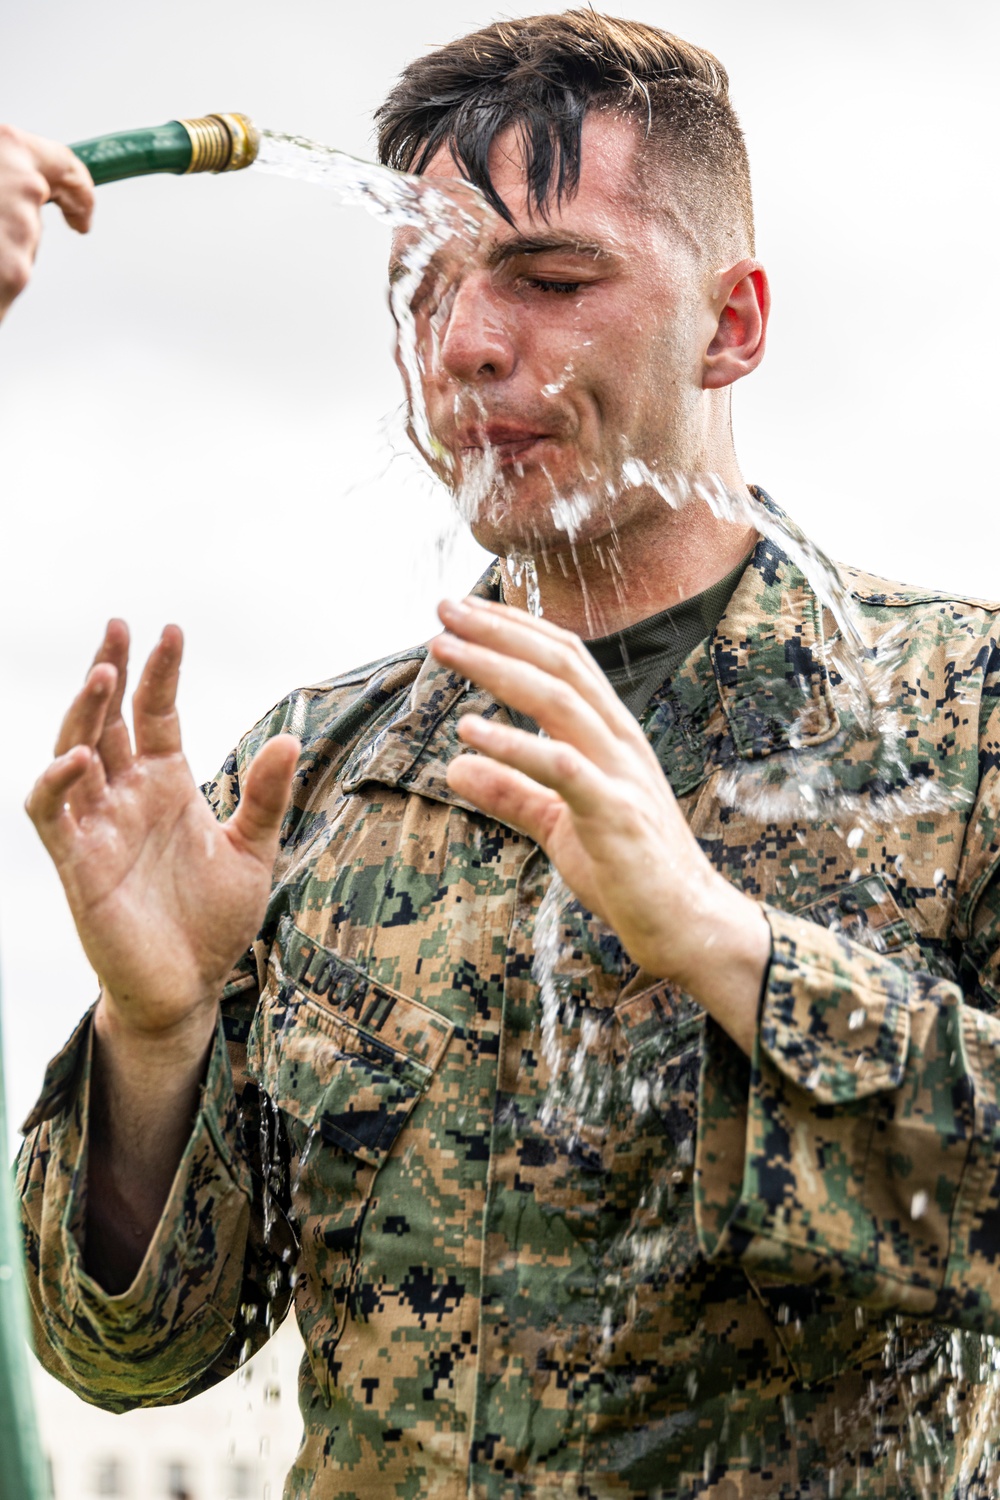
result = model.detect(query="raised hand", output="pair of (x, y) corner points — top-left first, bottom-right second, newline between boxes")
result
(0, 124), (94, 322)
(430, 597), (769, 1055)
(26, 620), (299, 1044)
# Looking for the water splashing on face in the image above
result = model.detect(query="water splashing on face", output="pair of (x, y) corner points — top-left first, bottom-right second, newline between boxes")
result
(254, 129), (490, 482)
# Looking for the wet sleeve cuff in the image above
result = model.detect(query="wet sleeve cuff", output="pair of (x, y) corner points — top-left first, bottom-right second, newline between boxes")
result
(694, 904), (984, 1319)
(17, 1009), (253, 1406)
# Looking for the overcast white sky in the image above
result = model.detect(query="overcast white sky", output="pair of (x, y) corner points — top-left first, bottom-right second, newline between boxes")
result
(1, 0), (997, 1160)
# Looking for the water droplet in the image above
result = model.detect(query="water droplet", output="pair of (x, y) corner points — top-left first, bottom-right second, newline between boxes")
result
(911, 1190), (929, 1220)
(805, 1065), (823, 1090)
(847, 827), (863, 849)
(630, 1078), (650, 1114)
(848, 1008), (867, 1031)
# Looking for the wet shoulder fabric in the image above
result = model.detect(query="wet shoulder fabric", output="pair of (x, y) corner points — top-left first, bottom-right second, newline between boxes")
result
(15, 512), (1000, 1498)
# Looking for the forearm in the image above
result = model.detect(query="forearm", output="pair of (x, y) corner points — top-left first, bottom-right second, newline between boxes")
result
(17, 997), (268, 1410)
(670, 874), (771, 1056)
(85, 993), (218, 1291)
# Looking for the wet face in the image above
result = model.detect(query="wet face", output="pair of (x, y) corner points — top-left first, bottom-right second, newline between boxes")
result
(389, 112), (721, 557)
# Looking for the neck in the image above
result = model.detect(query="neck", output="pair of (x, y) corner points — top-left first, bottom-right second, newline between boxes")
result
(498, 478), (759, 638)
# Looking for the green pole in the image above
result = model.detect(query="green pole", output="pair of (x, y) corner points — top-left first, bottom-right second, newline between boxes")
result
(70, 112), (260, 186)
(0, 1003), (48, 1500)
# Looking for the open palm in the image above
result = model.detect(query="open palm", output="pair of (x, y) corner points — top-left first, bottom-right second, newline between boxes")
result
(26, 620), (299, 1032)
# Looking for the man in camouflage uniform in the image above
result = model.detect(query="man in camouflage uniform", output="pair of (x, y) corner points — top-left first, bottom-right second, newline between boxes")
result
(11, 12), (1000, 1500)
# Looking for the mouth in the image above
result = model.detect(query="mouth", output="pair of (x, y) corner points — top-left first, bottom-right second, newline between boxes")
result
(458, 425), (556, 468)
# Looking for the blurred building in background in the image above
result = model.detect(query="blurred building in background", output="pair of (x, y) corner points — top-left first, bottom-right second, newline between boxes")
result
(32, 1316), (304, 1500)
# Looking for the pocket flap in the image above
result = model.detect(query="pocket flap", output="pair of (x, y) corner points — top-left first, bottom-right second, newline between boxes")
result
(248, 921), (454, 1167)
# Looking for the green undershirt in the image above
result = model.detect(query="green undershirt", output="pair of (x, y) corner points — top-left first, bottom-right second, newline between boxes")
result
(506, 550), (750, 734)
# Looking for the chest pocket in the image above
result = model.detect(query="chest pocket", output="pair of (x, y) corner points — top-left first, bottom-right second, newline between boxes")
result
(246, 917), (453, 1401)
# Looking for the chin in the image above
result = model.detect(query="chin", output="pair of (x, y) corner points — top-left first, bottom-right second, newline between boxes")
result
(462, 491), (616, 561)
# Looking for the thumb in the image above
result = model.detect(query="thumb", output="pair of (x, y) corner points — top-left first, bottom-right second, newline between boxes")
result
(227, 735), (300, 862)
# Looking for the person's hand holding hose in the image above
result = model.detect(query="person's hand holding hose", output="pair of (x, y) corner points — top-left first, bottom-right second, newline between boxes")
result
(0, 123), (94, 323)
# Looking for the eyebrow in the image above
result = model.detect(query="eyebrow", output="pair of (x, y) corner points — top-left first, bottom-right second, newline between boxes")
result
(485, 234), (613, 268)
(387, 233), (613, 286)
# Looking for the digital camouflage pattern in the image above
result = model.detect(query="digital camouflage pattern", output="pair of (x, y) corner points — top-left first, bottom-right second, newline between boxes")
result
(15, 525), (1000, 1499)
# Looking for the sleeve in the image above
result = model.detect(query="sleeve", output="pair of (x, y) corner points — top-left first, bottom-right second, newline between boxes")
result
(14, 737), (299, 1413)
(695, 650), (1000, 1333)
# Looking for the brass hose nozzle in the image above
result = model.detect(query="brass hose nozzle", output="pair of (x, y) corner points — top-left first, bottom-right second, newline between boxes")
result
(178, 112), (260, 174)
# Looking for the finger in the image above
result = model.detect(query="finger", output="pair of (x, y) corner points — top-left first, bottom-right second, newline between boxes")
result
(91, 618), (133, 775)
(431, 629), (624, 772)
(53, 662), (117, 759)
(25, 745), (93, 856)
(132, 626), (184, 758)
(20, 131), (95, 233)
(456, 713), (608, 817)
(440, 596), (619, 712)
(228, 735), (300, 864)
(446, 747), (561, 844)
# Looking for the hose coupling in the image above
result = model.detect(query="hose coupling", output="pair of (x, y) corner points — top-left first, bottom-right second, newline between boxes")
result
(179, 113), (260, 174)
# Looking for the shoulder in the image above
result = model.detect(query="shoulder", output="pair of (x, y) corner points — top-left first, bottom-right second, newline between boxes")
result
(198, 645), (428, 825)
(841, 562), (1000, 619)
(837, 565), (1000, 717)
(238, 643), (428, 766)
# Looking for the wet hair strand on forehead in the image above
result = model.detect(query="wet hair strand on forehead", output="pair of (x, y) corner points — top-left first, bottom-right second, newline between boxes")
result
(375, 9), (753, 254)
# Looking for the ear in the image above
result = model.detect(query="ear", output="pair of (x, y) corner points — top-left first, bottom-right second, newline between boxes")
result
(702, 260), (770, 390)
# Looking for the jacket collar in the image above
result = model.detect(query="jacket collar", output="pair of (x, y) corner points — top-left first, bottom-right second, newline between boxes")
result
(341, 500), (841, 810)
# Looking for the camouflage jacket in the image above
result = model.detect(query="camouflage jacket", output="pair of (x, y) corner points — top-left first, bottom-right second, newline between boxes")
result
(16, 533), (1000, 1499)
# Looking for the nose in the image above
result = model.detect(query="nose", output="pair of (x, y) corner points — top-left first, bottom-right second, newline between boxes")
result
(437, 272), (516, 384)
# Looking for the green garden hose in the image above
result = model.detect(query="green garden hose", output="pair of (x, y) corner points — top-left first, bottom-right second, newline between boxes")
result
(70, 112), (259, 186)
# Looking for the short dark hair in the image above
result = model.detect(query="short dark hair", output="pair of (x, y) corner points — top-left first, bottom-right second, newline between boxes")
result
(375, 10), (754, 256)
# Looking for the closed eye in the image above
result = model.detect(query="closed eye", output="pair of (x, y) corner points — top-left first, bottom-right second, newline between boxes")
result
(525, 278), (583, 295)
